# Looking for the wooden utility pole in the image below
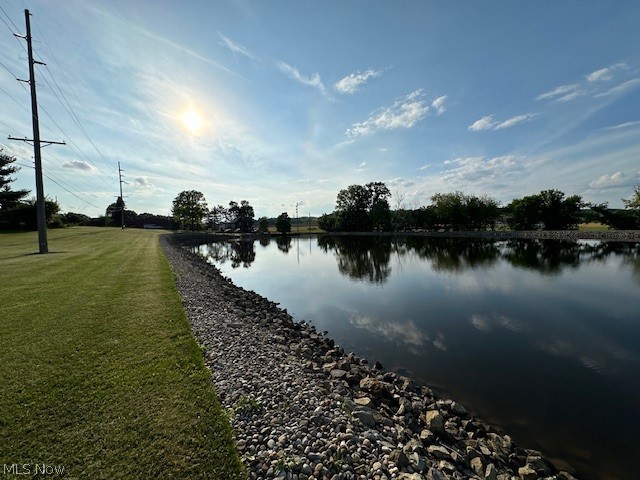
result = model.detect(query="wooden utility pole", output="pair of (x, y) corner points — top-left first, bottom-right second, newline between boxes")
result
(9, 9), (64, 253)
(118, 162), (125, 229)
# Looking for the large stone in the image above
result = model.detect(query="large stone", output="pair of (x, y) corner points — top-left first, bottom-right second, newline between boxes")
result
(330, 369), (348, 379)
(470, 457), (485, 477)
(353, 410), (376, 427)
(427, 445), (451, 460)
(354, 396), (373, 407)
(518, 465), (538, 480)
(526, 456), (552, 476)
(389, 449), (411, 469)
(427, 467), (450, 480)
(424, 410), (445, 433)
(484, 463), (498, 480)
(359, 377), (393, 398)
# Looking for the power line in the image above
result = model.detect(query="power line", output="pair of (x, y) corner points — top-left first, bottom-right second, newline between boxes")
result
(16, 161), (104, 211)
(0, 5), (21, 33)
(31, 16), (116, 175)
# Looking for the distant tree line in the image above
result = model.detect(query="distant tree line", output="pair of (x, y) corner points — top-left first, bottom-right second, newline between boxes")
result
(319, 182), (640, 232)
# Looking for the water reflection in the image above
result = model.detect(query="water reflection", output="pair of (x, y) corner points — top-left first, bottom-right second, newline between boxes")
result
(195, 235), (640, 480)
(196, 239), (256, 268)
(317, 236), (393, 284)
(198, 237), (640, 283)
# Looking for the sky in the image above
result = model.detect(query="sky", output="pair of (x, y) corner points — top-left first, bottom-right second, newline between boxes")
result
(0, 0), (639, 218)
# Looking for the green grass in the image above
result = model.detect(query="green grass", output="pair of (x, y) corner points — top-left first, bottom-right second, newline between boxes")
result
(578, 222), (611, 231)
(0, 227), (245, 479)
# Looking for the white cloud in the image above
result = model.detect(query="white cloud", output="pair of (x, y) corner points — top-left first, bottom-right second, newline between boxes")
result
(334, 68), (383, 94)
(419, 163), (430, 170)
(469, 113), (536, 131)
(357, 161), (367, 168)
(603, 120), (640, 130)
(594, 78), (640, 98)
(536, 84), (579, 101)
(586, 63), (626, 83)
(135, 176), (153, 187)
(439, 155), (523, 185)
(587, 67), (614, 82)
(431, 95), (447, 115)
(468, 115), (495, 131)
(588, 171), (627, 189)
(378, 148), (389, 152)
(218, 33), (257, 61)
(347, 90), (430, 137)
(62, 160), (94, 172)
(278, 62), (327, 96)
(557, 90), (587, 102)
(494, 113), (537, 130)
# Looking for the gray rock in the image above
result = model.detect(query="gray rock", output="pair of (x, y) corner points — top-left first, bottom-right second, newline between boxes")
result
(390, 449), (411, 469)
(353, 410), (376, 427)
(424, 410), (445, 434)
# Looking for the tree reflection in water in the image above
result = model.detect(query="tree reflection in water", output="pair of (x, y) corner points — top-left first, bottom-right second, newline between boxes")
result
(318, 236), (393, 284)
(198, 239), (256, 268)
(198, 237), (640, 284)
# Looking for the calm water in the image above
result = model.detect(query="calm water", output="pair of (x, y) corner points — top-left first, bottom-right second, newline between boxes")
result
(194, 236), (640, 480)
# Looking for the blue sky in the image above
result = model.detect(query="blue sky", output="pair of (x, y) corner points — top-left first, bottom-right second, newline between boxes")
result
(1, 1), (639, 218)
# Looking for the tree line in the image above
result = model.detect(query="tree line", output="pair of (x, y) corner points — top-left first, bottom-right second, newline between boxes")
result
(319, 182), (640, 232)
(171, 190), (294, 234)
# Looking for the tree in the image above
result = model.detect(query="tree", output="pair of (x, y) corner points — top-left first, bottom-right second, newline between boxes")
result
(623, 185), (640, 210)
(257, 217), (269, 233)
(172, 190), (208, 230)
(538, 189), (583, 230)
(276, 212), (291, 234)
(507, 195), (542, 230)
(334, 182), (391, 231)
(228, 200), (255, 232)
(0, 150), (30, 214)
(2, 198), (60, 230)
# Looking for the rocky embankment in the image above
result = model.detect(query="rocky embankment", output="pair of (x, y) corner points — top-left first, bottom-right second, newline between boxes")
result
(162, 234), (581, 480)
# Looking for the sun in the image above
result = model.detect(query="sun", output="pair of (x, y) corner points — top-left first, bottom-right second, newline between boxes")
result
(182, 110), (203, 132)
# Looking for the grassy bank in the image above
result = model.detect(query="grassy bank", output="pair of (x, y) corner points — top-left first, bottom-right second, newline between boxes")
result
(0, 227), (244, 479)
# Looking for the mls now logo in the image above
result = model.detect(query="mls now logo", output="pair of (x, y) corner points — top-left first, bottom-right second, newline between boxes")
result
(3, 463), (65, 475)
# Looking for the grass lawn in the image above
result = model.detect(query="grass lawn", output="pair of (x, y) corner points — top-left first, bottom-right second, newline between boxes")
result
(0, 227), (245, 479)
(578, 222), (611, 231)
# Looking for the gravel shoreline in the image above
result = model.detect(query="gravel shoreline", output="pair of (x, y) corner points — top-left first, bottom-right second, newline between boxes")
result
(161, 233), (585, 480)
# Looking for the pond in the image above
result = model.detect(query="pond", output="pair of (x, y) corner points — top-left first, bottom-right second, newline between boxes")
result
(193, 235), (640, 480)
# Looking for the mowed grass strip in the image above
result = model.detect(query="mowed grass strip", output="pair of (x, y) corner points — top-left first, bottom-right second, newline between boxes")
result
(0, 227), (245, 479)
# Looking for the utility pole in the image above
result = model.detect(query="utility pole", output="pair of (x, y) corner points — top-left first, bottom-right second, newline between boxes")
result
(118, 162), (125, 229)
(8, 9), (65, 254)
(295, 201), (299, 233)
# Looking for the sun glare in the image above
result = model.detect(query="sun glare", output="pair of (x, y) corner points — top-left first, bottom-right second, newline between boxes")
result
(182, 110), (203, 132)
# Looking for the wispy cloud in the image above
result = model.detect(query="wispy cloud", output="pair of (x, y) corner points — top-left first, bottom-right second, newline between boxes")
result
(468, 115), (495, 131)
(603, 120), (640, 130)
(218, 32), (257, 61)
(536, 84), (579, 101)
(535, 84), (589, 103)
(440, 156), (524, 185)
(587, 63), (627, 82)
(588, 171), (637, 190)
(346, 90), (430, 137)
(469, 113), (536, 131)
(62, 160), (94, 172)
(334, 68), (383, 94)
(431, 95), (447, 115)
(494, 113), (538, 130)
(278, 62), (327, 96)
(594, 78), (640, 98)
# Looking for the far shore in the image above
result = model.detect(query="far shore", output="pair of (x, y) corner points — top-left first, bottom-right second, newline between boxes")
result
(190, 229), (640, 242)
